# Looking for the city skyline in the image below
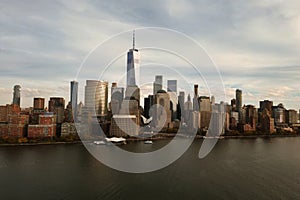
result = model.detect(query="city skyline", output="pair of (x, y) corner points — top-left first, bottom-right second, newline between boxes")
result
(1, 1), (300, 109)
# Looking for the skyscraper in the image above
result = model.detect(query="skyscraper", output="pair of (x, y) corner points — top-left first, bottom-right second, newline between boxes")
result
(111, 83), (124, 115)
(126, 30), (140, 87)
(153, 75), (163, 94)
(236, 89), (242, 112)
(12, 85), (21, 106)
(33, 98), (45, 110)
(193, 84), (199, 111)
(236, 89), (242, 123)
(48, 97), (65, 124)
(84, 80), (108, 117)
(125, 31), (141, 105)
(167, 80), (178, 119)
(70, 81), (78, 119)
(167, 80), (177, 93)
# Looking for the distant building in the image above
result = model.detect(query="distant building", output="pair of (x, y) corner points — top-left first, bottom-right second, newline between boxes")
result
(236, 89), (242, 122)
(231, 99), (236, 111)
(6, 114), (29, 138)
(167, 80), (177, 93)
(245, 105), (257, 129)
(27, 114), (56, 138)
(183, 94), (193, 123)
(273, 106), (285, 124)
(143, 95), (154, 118)
(126, 31), (140, 87)
(260, 108), (276, 134)
(111, 83), (124, 115)
(193, 84), (199, 111)
(70, 81), (78, 120)
(33, 98), (45, 110)
(110, 115), (139, 137)
(199, 96), (212, 129)
(12, 85), (21, 106)
(84, 80), (108, 119)
(153, 90), (172, 128)
(192, 111), (200, 130)
(0, 104), (21, 123)
(61, 122), (77, 136)
(286, 109), (297, 124)
(259, 100), (273, 115)
(48, 97), (65, 124)
(125, 85), (140, 105)
(153, 75), (163, 95)
(199, 96), (211, 112)
(177, 91), (185, 120)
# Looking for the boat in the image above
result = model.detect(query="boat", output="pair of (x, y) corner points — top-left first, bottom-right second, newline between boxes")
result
(203, 136), (225, 139)
(93, 141), (106, 145)
(144, 140), (153, 144)
(105, 137), (127, 144)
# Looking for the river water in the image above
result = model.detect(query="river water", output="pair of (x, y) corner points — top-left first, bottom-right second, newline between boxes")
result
(1, 137), (300, 199)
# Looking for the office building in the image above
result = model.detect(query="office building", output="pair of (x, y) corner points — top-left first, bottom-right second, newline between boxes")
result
(126, 30), (140, 87)
(48, 97), (65, 124)
(85, 80), (108, 118)
(167, 80), (177, 93)
(193, 84), (199, 111)
(153, 75), (163, 95)
(70, 81), (78, 119)
(153, 90), (171, 128)
(12, 85), (21, 106)
(111, 83), (124, 115)
(33, 98), (45, 110)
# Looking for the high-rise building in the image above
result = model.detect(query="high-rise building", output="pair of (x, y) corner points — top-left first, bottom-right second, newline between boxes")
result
(143, 95), (154, 119)
(153, 90), (171, 128)
(70, 81), (78, 119)
(125, 31), (141, 105)
(236, 89), (242, 123)
(153, 75), (163, 95)
(236, 89), (242, 112)
(259, 100), (273, 114)
(199, 96), (211, 129)
(126, 30), (140, 87)
(33, 98), (45, 110)
(84, 80), (108, 117)
(178, 91), (185, 108)
(193, 84), (199, 111)
(12, 85), (21, 106)
(167, 80), (177, 120)
(199, 96), (211, 112)
(111, 83), (124, 115)
(286, 109), (297, 124)
(167, 80), (177, 93)
(183, 94), (193, 123)
(48, 97), (65, 124)
(245, 105), (257, 129)
(177, 91), (185, 120)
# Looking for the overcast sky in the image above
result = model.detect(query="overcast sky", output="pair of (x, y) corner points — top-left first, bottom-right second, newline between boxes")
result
(1, 0), (300, 110)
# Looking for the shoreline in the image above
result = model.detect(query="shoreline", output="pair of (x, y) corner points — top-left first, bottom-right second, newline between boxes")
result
(1, 134), (300, 147)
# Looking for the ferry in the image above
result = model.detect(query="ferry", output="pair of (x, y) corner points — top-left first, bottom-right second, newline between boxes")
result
(144, 140), (153, 144)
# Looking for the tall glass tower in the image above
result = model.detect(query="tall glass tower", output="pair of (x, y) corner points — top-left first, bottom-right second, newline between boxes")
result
(70, 81), (78, 120)
(12, 85), (21, 106)
(126, 30), (140, 87)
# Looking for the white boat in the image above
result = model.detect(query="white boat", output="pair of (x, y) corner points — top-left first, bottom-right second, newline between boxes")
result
(93, 141), (106, 145)
(144, 140), (153, 144)
(203, 136), (224, 139)
(105, 137), (126, 144)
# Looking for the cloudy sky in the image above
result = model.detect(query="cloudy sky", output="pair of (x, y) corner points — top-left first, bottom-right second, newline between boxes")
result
(1, 0), (300, 110)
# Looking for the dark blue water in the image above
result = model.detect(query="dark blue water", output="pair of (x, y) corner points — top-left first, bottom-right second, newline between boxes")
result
(1, 137), (300, 200)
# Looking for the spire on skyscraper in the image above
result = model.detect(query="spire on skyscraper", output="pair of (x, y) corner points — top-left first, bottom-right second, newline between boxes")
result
(133, 30), (135, 50)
